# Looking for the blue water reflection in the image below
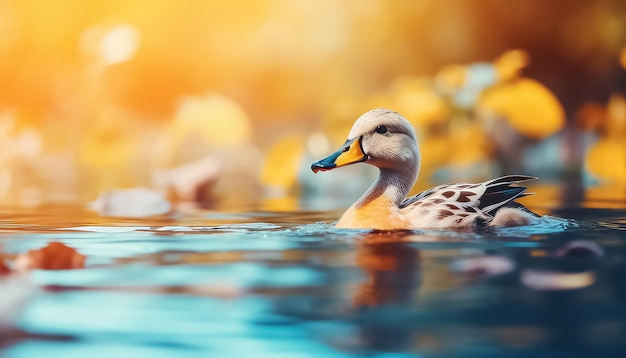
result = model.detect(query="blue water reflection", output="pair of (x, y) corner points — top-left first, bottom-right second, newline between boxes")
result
(1, 206), (626, 357)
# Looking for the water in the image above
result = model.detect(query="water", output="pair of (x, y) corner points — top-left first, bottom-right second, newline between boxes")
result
(1, 201), (625, 357)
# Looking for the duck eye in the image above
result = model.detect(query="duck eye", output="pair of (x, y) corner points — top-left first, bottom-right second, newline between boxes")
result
(374, 125), (388, 134)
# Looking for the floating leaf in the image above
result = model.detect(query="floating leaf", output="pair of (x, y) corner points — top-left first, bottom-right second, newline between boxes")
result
(14, 242), (86, 271)
(0, 261), (10, 275)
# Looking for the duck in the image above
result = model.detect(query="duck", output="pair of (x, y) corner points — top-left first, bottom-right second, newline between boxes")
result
(311, 108), (539, 230)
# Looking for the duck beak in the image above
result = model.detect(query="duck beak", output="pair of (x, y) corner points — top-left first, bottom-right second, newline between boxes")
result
(311, 136), (367, 173)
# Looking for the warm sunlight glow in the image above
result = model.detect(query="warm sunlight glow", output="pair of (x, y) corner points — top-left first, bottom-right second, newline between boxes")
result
(0, 0), (622, 205)
(100, 25), (140, 65)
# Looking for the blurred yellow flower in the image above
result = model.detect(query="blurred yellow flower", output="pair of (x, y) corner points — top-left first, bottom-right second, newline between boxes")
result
(577, 95), (626, 186)
(174, 94), (251, 148)
(493, 49), (529, 82)
(585, 138), (626, 184)
(391, 77), (450, 127)
(152, 94), (252, 168)
(478, 78), (565, 139)
(261, 134), (305, 195)
(418, 134), (449, 181)
(448, 120), (489, 165)
(435, 65), (466, 94)
(606, 94), (626, 139)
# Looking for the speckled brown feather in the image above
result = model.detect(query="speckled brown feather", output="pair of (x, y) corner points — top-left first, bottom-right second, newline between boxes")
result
(400, 175), (536, 229)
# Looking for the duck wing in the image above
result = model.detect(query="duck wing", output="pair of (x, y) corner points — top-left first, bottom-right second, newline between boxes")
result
(477, 175), (536, 215)
(399, 185), (447, 208)
(400, 175), (536, 220)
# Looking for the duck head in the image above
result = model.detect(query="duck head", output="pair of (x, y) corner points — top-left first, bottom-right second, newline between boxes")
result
(311, 108), (421, 174)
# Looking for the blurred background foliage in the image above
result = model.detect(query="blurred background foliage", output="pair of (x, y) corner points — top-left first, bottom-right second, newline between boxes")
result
(0, 0), (625, 211)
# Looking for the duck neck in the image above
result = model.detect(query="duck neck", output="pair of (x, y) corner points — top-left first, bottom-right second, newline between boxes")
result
(354, 165), (418, 208)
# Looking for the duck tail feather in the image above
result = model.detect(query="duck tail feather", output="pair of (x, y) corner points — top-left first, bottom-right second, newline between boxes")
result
(485, 175), (537, 188)
(480, 185), (529, 216)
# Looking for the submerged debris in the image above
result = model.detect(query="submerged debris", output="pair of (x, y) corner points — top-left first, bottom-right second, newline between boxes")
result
(555, 240), (604, 258)
(450, 255), (515, 276)
(521, 269), (595, 291)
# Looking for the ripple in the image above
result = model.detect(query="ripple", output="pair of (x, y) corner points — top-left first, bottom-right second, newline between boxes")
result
(492, 215), (578, 236)
(2, 206), (626, 357)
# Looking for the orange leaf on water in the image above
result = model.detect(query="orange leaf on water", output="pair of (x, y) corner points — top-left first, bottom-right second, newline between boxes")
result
(1, 261), (10, 275)
(14, 242), (86, 271)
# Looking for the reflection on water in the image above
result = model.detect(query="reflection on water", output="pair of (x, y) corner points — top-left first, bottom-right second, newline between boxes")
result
(1, 203), (626, 357)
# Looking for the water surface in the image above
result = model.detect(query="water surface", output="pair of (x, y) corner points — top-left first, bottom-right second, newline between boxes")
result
(1, 201), (625, 357)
